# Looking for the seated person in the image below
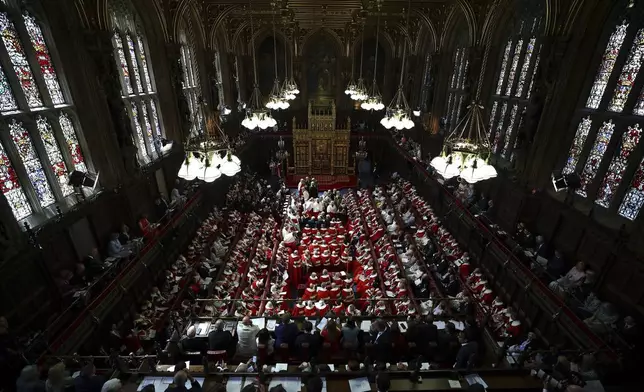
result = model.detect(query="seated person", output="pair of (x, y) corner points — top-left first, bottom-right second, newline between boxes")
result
(180, 326), (207, 354)
(549, 261), (586, 294)
(256, 328), (275, 356)
(107, 233), (132, 259)
(208, 320), (236, 356)
(294, 321), (321, 358)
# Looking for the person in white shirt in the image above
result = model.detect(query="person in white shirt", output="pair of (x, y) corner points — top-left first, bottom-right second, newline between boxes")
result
(326, 202), (337, 214)
(236, 316), (260, 356)
(107, 233), (132, 258)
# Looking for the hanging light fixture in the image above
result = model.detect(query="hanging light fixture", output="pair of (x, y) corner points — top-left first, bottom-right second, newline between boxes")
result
(275, 136), (290, 161)
(430, 38), (497, 183)
(351, 17), (368, 101)
(242, 0), (277, 130)
(282, 25), (299, 99)
(361, 1), (384, 111)
(266, 3), (289, 110)
(381, 0), (413, 130)
(355, 137), (368, 160)
(178, 100), (241, 182)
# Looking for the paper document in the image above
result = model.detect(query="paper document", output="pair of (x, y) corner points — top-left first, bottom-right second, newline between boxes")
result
(251, 318), (266, 329)
(360, 320), (372, 332)
(464, 374), (488, 388)
(453, 321), (465, 331)
(420, 363), (430, 370)
(317, 317), (328, 331)
(433, 321), (446, 330)
(448, 380), (461, 388)
(348, 377), (372, 392)
(274, 363), (288, 372)
(186, 378), (205, 390)
(269, 377), (301, 392)
(226, 377), (244, 392)
(266, 319), (277, 331)
(137, 377), (162, 391)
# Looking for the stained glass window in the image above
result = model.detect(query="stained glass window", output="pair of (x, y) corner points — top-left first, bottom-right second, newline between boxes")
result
(634, 88), (644, 115)
(562, 117), (593, 174)
(455, 95), (465, 126)
(0, 12), (42, 107)
(9, 120), (55, 207)
(515, 38), (536, 97)
(0, 66), (17, 111)
(488, 101), (498, 138)
(130, 103), (148, 159)
(450, 49), (461, 89)
(150, 100), (161, 138)
(0, 142), (31, 219)
(608, 29), (644, 112)
(140, 101), (154, 154)
(586, 22), (629, 109)
(510, 111), (525, 163)
(137, 35), (152, 92)
(36, 116), (72, 196)
(493, 102), (507, 152)
(113, 33), (133, 95)
(505, 39), (524, 96)
(527, 52), (540, 99)
(576, 120), (616, 197)
(618, 157), (644, 219)
(496, 40), (512, 95)
(502, 104), (519, 157)
(59, 112), (87, 173)
(126, 34), (143, 93)
(457, 51), (469, 90)
(596, 124), (642, 207)
(23, 13), (65, 105)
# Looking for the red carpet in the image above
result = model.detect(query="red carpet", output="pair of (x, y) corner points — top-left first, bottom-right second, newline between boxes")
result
(286, 174), (358, 190)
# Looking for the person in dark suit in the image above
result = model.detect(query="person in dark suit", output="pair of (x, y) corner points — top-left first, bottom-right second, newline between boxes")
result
(180, 326), (207, 354)
(534, 236), (549, 259)
(294, 321), (320, 359)
(274, 314), (300, 348)
(369, 320), (392, 362)
(418, 315), (439, 343)
(73, 364), (104, 392)
(454, 333), (479, 369)
(445, 274), (460, 297)
(546, 250), (567, 279)
(208, 320), (236, 356)
(165, 370), (202, 392)
(438, 322), (460, 364)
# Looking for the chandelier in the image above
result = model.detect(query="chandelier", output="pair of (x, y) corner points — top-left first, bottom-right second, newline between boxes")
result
(242, 0), (276, 130)
(349, 18), (368, 101)
(178, 101), (241, 182)
(275, 137), (289, 161)
(361, 2), (384, 111)
(282, 28), (299, 100)
(380, 0), (413, 129)
(355, 137), (368, 160)
(265, 5), (289, 110)
(430, 40), (497, 183)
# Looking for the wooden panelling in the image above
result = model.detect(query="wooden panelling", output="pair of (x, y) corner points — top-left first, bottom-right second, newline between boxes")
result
(553, 211), (585, 255)
(577, 228), (613, 274)
(534, 195), (561, 243)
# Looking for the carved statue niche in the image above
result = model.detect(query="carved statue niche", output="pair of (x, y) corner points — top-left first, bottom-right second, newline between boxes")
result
(167, 43), (192, 140)
(84, 30), (139, 174)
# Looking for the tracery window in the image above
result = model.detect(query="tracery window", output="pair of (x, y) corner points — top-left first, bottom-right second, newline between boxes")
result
(109, 0), (163, 163)
(488, 20), (541, 161)
(179, 24), (202, 136)
(0, 1), (89, 221)
(560, 1), (644, 221)
(445, 47), (469, 131)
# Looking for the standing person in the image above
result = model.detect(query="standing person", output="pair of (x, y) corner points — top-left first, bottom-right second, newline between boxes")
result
(164, 370), (201, 392)
(74, 364), (105, 392)
(236, 317), (260, 357)
(208, 320), (236, 357)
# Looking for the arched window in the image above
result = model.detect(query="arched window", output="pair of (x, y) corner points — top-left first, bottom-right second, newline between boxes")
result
(109, 0), (163, 163)
(178, 21), (201, 135)
(560, 1), (644, 221)
(488, 18), (541, 162)
(0, 1), (89, 221)
(445, 47), (469, 131)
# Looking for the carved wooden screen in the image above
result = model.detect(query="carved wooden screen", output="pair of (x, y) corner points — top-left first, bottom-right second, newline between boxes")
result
(294, 145), (309, 174)
(334, 145), (347, 174)
(311, 139), (331, 174)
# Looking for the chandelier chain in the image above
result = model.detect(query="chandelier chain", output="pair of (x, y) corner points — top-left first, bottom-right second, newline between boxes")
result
(249, 0), (258, 86)
(272, 7), (278, 80)
(359, 17), (365, 78)
(398, 0), (412, 88)
(373, 9), (380, 84)
(476, 35), (492, 101)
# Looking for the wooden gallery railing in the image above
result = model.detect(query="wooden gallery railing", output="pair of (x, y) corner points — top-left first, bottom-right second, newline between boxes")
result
(384, 138), (620, 360)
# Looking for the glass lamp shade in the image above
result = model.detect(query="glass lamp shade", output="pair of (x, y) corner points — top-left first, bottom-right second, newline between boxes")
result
(200, 164), (222, 183)
(380, 116), (392, 129)
(230, 153), (241, 166)
(221, 156), (241, 176)
(178, 157), (199, 180)
(460, 157), (497, 183)
(241, 114), (257, 130)
(431, 155), (462, 180)
(413, 110), (421, 117)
